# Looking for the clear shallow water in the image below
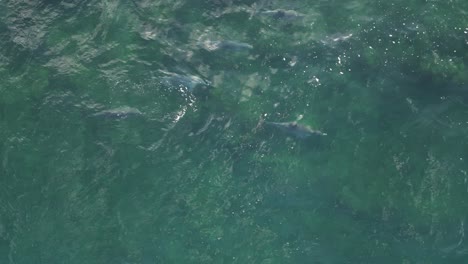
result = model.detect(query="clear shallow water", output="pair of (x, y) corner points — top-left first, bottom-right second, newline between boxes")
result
(1, 0), (467, 263)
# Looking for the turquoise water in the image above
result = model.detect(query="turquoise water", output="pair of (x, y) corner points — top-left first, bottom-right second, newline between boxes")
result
(1, 0), (467, 263)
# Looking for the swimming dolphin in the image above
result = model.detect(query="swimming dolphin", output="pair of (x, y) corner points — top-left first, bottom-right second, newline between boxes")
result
(258, 9), (305, 21)
(91, 106), (143, 119)
(200, 40), (253, 52)
(263, 121), (327, 139)
(160, 71), (210, 92)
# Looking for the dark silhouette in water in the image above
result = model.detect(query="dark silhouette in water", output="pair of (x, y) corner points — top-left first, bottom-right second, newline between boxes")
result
(258, 9), (305, 21)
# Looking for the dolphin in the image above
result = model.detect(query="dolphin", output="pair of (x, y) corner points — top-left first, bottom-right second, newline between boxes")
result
(160, 71), (210, 93)
(258, 9), (305, 21)
(91, 106), (143, 119)
(200, 40), (253, 52)
(263, 121), (327, 139)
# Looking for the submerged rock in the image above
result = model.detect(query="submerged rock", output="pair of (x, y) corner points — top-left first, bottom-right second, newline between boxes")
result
(263, 121), (327, 139)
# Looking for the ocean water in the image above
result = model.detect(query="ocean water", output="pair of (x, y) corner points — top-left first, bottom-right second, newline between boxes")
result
(1, 0), (467, 263)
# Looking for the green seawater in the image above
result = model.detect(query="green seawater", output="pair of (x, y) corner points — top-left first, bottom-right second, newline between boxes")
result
(1, 0), (467, 263)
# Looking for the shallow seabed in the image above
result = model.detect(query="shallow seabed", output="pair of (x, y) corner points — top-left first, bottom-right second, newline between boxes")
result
(1, 0), (468, 263)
